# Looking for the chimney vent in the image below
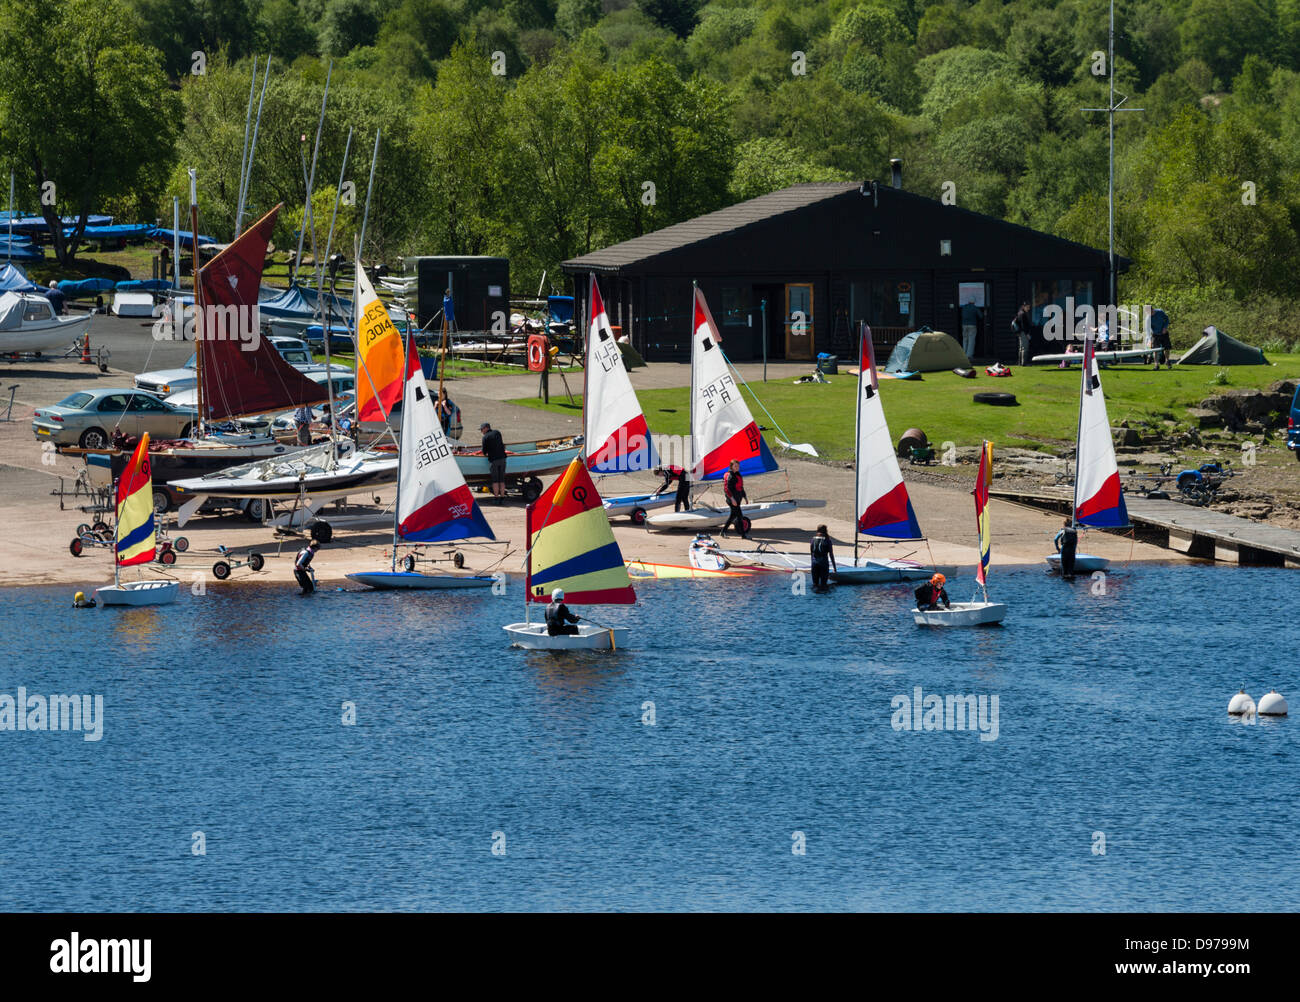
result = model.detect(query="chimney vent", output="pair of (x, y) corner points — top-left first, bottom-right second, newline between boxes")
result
(890, 158), (902, 189)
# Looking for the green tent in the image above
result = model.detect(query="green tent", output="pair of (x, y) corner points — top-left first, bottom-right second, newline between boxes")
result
(884, 329), (970, 372)
(1177, 326), (1268, 365)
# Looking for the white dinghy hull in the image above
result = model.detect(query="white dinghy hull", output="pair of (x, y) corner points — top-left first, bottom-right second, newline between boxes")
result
(503, 622), (630, 650)
(1044, 553), (1110, 573)
(95, 579), (179, 606)
(602, 493), (677, 519)
(646, 500), (796, 530)
(912, 601), (1006, 627)
(346, 571), (494, 590)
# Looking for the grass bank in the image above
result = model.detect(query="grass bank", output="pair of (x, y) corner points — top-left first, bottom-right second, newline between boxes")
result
(509, 356), (1300, 463)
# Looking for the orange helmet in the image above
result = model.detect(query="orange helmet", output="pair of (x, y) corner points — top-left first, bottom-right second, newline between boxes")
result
(931, 573), (946, 586)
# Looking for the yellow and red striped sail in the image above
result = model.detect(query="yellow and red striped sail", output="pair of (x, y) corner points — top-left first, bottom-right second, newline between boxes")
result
(354, 265), (405, 422)
(974, 440), (993, 585)
(526, 459), (635, 604)
(115, 433), (157, 566)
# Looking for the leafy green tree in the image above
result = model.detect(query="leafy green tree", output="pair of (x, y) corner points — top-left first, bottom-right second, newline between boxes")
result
(0, 0), (179, 264)
(637, 0), (700, 40)
(319, 0), (382, 58)
(125, 0), (258, 78)
(256, 0), (320, 62)
(729, 137), (852, 201)
(555, 0), (603, 39)
(1178, 0), (1275, 85)
(915, 4), (964, 57)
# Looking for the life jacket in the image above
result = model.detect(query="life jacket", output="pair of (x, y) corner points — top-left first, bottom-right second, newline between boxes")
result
(810, 536), (831, 562)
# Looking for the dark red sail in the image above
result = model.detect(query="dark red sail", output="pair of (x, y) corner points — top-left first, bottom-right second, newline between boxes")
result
(197, 204), (329, 422)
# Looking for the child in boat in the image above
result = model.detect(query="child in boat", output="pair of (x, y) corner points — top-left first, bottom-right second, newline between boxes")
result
(545, 588), (581, 636)
(914, 573), (950, 610)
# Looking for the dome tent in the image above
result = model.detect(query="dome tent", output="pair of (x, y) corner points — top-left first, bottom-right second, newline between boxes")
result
(884, 328), (970, 372)
(1176, 326), (1268, 366)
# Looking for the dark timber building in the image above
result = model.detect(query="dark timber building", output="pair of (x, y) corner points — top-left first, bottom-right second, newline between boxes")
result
(561, 172), (1120, 364)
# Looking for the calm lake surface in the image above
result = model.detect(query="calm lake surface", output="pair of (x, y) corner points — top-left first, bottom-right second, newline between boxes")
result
(0, 564), (1294, 912)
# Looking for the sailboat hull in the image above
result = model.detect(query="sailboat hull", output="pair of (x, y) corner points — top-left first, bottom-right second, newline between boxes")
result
(1044, 553), (1109, 573)
(346, 571), (494, 590)
(833, 560), (948, 583)
(95, 580), (179, 606)
(912, 601), (1006, 627)
(603, 493), (677, 517)
(503, 621), (630, 650)
(646, 501), (796, 530)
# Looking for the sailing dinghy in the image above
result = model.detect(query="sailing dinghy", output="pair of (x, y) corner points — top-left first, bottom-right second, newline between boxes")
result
(347, 332), (496, 589)
(646, 286), (791, 531)
(95, 432), (179, 607)
(504, 459), (635, 649)
(582, 274), (675, 523)
(1045, 334), (1129, 574)
(913, 441), (1005, 626)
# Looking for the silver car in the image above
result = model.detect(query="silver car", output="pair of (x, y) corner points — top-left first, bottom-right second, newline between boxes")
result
(32, 388), (197, 448)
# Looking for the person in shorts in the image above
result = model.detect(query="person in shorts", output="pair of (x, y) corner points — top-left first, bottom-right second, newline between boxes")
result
(481, 422), (507, 501)
(1149, 307), (1172, 370)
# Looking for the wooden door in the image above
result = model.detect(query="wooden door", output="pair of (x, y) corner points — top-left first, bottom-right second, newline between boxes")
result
(784, 283), (813, 360)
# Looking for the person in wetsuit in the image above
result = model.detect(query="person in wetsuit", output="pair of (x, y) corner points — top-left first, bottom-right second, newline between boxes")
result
(654, 465), (692, 512)
(721, 460), (748, 538)
(914, 573), (950, 610)
(1055, 519), (1078, 576)
(545, 588), (581, 636)
(810, 524), (836, 592)
(294, 540), (320, 594)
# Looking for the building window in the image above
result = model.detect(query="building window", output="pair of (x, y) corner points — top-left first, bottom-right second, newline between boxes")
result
(719, 285), (751, 327)
(1032, 278), (1095, 325)
(850, 278), (917, 328)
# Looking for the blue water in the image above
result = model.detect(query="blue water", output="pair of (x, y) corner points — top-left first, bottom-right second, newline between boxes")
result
(0, 564), (1294, 912)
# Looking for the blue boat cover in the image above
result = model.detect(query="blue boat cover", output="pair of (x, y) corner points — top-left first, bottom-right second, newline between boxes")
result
(149, 227), (216, 249)
(67, 223), (153, 241)
(115, 279), (171, 291)
(0, 238), (43, 260)
(0, 262), (40, 291)
(259, 283), (352, 318)
(57, 277), (116, 296)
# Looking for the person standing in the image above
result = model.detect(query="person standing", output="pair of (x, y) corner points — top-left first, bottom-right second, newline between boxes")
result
(293, 404), (313, 445)
(294, 540), (321, 594)
(654, 465), (692, 512)
(1012, 301), (1032, 366)
(721, 459), (747, 538)
(545, 588), (581, 636)
(961, 299), (982, 360)
(1055, 518), (1078, 577)
(45, 280), (66, 316)
(1149, 306), (1171, 370)
(809, 524), (837, 592)
(480, 421), (507, 501)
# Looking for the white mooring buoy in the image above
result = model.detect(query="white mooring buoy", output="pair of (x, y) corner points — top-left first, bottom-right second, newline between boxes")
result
(1258, 690), (1288, 716)
(1228, 690), (1255, 715)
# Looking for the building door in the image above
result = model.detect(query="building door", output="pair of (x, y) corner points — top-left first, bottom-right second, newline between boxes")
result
(784, 283), (814, 360)
(954, 280), (991, 361)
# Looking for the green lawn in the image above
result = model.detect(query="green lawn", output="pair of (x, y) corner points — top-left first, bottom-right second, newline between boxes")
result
(510, 356), (1300, 462)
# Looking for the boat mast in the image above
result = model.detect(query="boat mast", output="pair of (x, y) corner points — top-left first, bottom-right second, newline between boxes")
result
(853, 321), (864, 564)
(319, 126), (353, 462)
(391, 327), (408, 573)
(1071, 340), (1087, 529)
(235, 56), (271, 237)
(294, 61), (331, 285)
(189, 169), (204, 438)
(689, 281), (698, 484)
(582, 273), (592, 454)
(5, 172), (12, 263)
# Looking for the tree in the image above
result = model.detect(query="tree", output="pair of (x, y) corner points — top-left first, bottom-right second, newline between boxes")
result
(729, 138), (851, 201)
(637, 0), (700, 40)
(555, 0), (602, 40)
(0, 0), (179, 265)
(1178, 0), (1274, 85)
(319, 0), (381, 57)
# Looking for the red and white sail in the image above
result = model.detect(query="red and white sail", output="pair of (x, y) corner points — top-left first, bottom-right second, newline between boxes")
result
(855, 324), (923, 539)
(584, 274), (657, 473)
(397, 338), (494, 542)
(1074, 347), (1128, 527)
(690, 287), (777, 481)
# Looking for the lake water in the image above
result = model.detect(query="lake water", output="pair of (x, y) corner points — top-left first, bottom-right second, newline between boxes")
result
(0, 564), (1294, 912)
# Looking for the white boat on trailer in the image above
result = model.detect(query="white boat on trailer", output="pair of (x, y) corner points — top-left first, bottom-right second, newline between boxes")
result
(648, 499), (796, 530)
(345, 302), (497, 591)
(913, 441), (1005, 627)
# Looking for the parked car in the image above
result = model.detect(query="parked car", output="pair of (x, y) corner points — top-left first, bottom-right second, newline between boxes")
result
(134, 353), (197, 396)
(32, 388), (196, 448)
(133, 337), (315, 397)
(1288, 383), (1300, 461)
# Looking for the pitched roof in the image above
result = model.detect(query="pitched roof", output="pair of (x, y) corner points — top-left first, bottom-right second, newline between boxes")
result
(563, 182), (861, 272)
